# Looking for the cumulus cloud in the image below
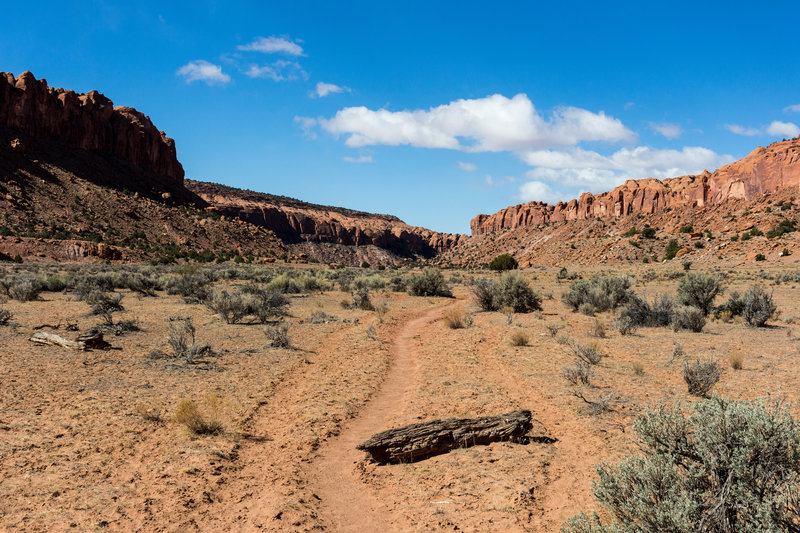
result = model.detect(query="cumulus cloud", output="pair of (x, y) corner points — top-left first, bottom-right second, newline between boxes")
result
(457, 161), (477, 172)
(176, 60), (231, 85)
(294, 116), (318, 139)
(246, 60), (308, 81)
(725, 124), (761, 136)
(343, 155), (373, 163)
(318, 94), (634, 152)
(517, 145), (733, 202)
(783, 104), (800, 113)
(649, 122), (682, 139)
(238, 36), (304, 56)
(311, 82), (350, 98)
(519, 181), (565, 204)
(766, 121), (800, 138)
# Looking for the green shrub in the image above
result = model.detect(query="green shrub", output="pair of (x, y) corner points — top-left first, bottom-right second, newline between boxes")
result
(618, 294), (674, 327)
(679, 224), (694, 233)
(755, 253), (766, 261)
(495, 272), (541, 313)
(563, 397), (800, 532)
(407, 268), (452, 297)
(488, 253), (519, 271)
(676, 273), (724, 315)
(563, 276), (634, 314)
(663, 239), (680, 260)
(672, 305), (707, 332)
(640, 226), (656, 239)
(742, 285), (776, 327)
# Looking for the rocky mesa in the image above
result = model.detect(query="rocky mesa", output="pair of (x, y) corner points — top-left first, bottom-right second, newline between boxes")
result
(187, 180), (467, 260)
(471, 138), (800, 236)
(1, 70), (183, 184)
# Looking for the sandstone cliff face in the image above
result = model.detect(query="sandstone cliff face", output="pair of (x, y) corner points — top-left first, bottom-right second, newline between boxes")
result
(0, 71), (183, 183)
(187, 180), (466, 259)
(471, 138), (800, 235)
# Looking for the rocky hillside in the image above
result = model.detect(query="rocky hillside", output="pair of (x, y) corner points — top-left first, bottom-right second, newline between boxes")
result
(471, 138), (800, 235)
(187, 180), (467, 261)
(0, 70), (462, 265)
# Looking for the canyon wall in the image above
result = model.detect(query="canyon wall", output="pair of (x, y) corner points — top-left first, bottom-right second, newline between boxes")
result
(187, 180), (466, 258)
(471, 138), (800, 235)
(0, 71), (183, 183)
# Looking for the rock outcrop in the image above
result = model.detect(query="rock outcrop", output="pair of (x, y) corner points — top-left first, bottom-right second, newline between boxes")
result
(0, 71), (183, 184)
(471, 138), (800, 235)
(187, 180), (466, 259)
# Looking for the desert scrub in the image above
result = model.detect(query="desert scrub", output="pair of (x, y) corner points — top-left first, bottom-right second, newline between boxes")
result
(611, 316), (637, 335)
(729, 352), (744, 370)
(618, 293), (674, 327)
(406, 268), (452, 297)
(742, 284), (776, 327)
(264, 323), (290, 348)
(488, 253), (518, 271)
(205, 288), (288, 324)
(510, 330), (530, 346)
(442, 307), (471, 329)
(350, 287), (374, 311)
(0, 306), (11, 325)
(174, 395), (227, 435)
(471, 272), (541, 313)
(5, 278), (43, 301)
(671, 305), (707, 332)
(150, 316), (213, 363)
(562, 359), (593, 385)
(590, 319), (607, 338)
(567, 339), (603, 365)
(676, 272), (724, 315)
(563, 397), (800, 532)
(682, 358), (722, 396)
(562, 275), (634, 314)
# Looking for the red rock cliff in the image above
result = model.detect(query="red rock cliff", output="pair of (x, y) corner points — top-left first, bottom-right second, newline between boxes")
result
(187, 180), (466, 258)
(471, 138), (800, 235)
(0, 71), (183, 184)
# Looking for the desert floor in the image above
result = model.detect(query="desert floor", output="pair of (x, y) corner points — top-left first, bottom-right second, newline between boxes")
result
(2, 263), (799, 532)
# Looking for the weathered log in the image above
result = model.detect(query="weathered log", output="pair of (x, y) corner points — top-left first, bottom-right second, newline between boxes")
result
(29, 331), (84, 350)
(29, 329), (110, 350)
(77, 329), (111, 350)
(357, 409), (548, 464)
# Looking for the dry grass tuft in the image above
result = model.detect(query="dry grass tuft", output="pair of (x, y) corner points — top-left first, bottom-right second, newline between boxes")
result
(510, 330), (530, 346)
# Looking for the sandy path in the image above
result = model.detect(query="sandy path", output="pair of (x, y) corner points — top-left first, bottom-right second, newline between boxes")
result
(309, 304), (450, 532)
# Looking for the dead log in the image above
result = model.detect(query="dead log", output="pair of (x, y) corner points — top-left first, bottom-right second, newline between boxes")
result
(29, 329), (111, 351)
(29, 331), (84, 350)
(357, 409), (549, 464)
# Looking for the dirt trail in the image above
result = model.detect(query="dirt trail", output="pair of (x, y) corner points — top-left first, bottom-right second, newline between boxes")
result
(309, 305), (450, 532)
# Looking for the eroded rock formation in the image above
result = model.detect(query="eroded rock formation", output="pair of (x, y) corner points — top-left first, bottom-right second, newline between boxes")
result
(187, 180), (466, 258)
(0, 71), (183, 183)
(471, 138), (800, 235)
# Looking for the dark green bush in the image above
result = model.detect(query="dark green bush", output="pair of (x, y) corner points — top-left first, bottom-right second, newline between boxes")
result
(489, 254), (519, 271)
(640, 226), (656, 239)
(563, 397), (800, 532)
(663, 239), (680, 260)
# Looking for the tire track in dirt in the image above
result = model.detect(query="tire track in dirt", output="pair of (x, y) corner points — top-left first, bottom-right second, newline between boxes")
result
(308, 304), (452, 533)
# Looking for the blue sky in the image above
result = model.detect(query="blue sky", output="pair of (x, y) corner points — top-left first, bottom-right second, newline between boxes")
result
(3, 1), (800, 234)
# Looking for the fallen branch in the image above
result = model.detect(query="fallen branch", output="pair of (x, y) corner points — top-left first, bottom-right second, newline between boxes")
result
(357, 409), (552, 464)
(29, 331), (84, 350)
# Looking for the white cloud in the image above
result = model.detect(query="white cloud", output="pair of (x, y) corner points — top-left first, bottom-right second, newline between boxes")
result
(517, 145), (733, 199)
(457, 161), (477, 172)
(312, 82), (350, 98)
(237, 36), (304, 56)
(294, 116), (318, 139)
(319, 94), (633, 152)
(783, 104), (800, 113)
(343, 155), (373, 163)
(649, 122), (682, 139)
(246, 60), (308, 81)
(766, 121), (800, 138)
(725, 124), (761, 136)
(484, 174), (515, 187)
(624, 102), (636, 111)
(519, 181), (566, 204)
(176, 60), (230, 85)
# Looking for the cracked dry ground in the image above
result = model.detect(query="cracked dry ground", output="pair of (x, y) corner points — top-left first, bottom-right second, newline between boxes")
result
(3, 267), (800, 531)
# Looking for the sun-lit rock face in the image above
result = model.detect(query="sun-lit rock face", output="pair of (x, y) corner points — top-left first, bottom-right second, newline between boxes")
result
(471, 138), (800, 236)
(0, 71), (183, 184)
